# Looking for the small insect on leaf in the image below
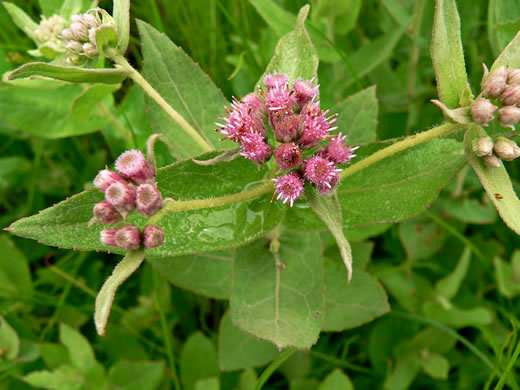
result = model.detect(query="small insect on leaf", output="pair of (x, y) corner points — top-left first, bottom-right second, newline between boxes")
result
(495, 193), (504, 199)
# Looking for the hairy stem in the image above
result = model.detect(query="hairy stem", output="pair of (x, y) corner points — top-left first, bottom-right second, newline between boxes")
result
(113, 55), (214, 153)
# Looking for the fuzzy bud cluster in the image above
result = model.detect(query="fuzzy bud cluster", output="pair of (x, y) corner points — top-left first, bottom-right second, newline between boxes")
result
(472, 136), (520, 168)
(92, 149), (165, 250)
(216, 73), (357, 206)
(474, 66), (520, 129)
(30, 15), (68, 58)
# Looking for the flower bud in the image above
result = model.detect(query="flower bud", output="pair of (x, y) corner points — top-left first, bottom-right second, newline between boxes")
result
(94, 169), (127, 192)
(321, 133), (358, 164)
(497, 105), (520, 129)
(88, 27), (97, 46)
(293, 79), (318, 106)
(61, 28), (75, 41)
(303, 155), (342, 191)
(82, 13), (100, 29)
(264, 73), (288, 90)
(114, 225), (141, 250)
(93, 201), (122, 224)
(483, 66), (507, 98)
(483, 154), (501, 168)
(270, 111), (300, 143)
(143, 225), (165, 249)
(242, 93), (266, 119)
(116, 150), (155, 184)
(83, 43), (98, 57)
(136, 184), (162, 217)
(508, 69), (520, 86)
(100, 228), (117, 247)
(298, 103), (337, 149)
(105, 182), (136, 212)
(472, 136), (494, 157)
(500, 84), (520, 106)
(272, 172), (304, 207)
(69, 22), (88, 41)
(274, 143), (302, 170)
(239, 133), (272, 164)
(470, 98), (497, 126)
(65, 40), (83, 54)
(494, 137), (519, 161)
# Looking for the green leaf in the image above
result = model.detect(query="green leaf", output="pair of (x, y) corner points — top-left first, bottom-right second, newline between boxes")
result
(113, 0), (130, 54)
(94, 24), (119, 56)
(2, 2), (38, 42)
(147, 250), (233, 300)
(71, 84), (119, 123)
(137, 21), (233, 159)
(494, 250), (520, 298)
(230, 231), (324, 349)
(431, 0), (473, 108)
(384, 357), (420, 390)
(23, 366), (84, 390)
(0, 317), (19, 360)
(438, 197), (497, 224)
(39, 343), (69, 370)
(398, 218), (445, 261)
(39, 0), (62, 16)
(180, 332), (219, 390)
(422, 302), (493, 327)
(492, 29), (520, 71)
(488, 0), (520, 59)
(239, 369), (258, 390)
(195, 377), (220, 390)
(314, 0), (361, 35)
(108, 360), (164, 390)
(435, 246), (471, 300)
(322, 258), (389, 332)
(8, 152), (285, 256)
(219, 311), (279, 371)
(331, 86), (378, 145)
(9, 62), (129, 84)
(419, 352), (449, 380)
(59, 0), (82, 19)
(0, 234), (32, 297)
(464, 125), (520, 235)
(0, 157), (31, 196)
(59, 323), (102, 377)
(95, 249), (145, 336)
(319, 369), (354, 390)
(258, 5), (318, 87)
(380, 0), (412, 26)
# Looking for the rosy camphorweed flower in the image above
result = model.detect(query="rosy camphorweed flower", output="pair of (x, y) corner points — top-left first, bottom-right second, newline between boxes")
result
(215, 99), (266, 142)
(298, 102), (337, 149)
(272, 172), (304, 207)
(482, 66), (507, 98)
(100, 228), (117, 247)
(105, 181), (136, 213)
(303, 155), (342, 191)
(498, 106), (520, 129)
(136, 184), (162, 217)
(470, 98), (497, 126)
(143, 225), (165, 249)
(293, 79), (318, 106)
(321, 133), (358, 164)
(240, 133), (272, 164)
(114, 225), (141, 250)
(274, 143), (303, 170)
(93, 201), (122, 224)
(94, 168), (127, 192)
(264, 73), (289, 91)
(116, 150), (155, 184)
(500, 84), (520, 106)
(270, 110), (301, 142)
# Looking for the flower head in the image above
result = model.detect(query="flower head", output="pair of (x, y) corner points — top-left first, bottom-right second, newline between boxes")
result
(500, 84), (520, 106)
(94, 168), (127, 192)
(240, 133), (272, 163)
(270, 110), (300, 142)
(272, 172), (304, 207)
(116, 150), (155, 184)
(264, 73), (289, 91)
(114, 225), (141, 250)
(303, 155), (342, 192)
(93, 201), (122, 224)
(216, 100), (266, 142)
(143, 225), (165, 249)
(482, 66), (507, 98)
(498, 105), (520, 129)
(470, 98), (497, 126)
(100, 228), (117, 247)
(298, 103), (337, 149)
(105, 181), (136, 213)
(293, 79), (318, 106)
(136, 184), (162, 217)
(274, 143), (303, 170)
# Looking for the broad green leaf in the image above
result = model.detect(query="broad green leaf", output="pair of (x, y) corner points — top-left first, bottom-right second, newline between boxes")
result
(258, 5), (318, 87)
(345, 224), (392, 243)
(147, 250), (233, 299)
(195, 377), (220, 390)
(331, 86), (378, 145)
(0, 235), (32, 297)
(384, 357), (420, 390)
(398, 218), (445, 261)
(95, 249), (145, 336)
(23, 366), (84, 390)
(0, 317), (19, 360)
(420, 352), (449, 379)
(94, 24), (119, 57)
(113, 0), (130, 54)
(137, 21), (233, 159)
(231, 231), (324, 349)
(8, 152), (285, 256)
(438, 197), (497, 224)
(9, 63), (129, 84)
(431, 0), (473, 108)
(319, 369), (354, 390)
(422, 301), (493, 327)
(239, 369), (257, 390)
(322, 258), (389, 332)
(435, 246), (471, 300)
(488, 0), (520, 60)
(108, 360), (164, 390)
(494, 250), (520, 298)
(464, 125), (520, 235)
(71, 84), (119, 123)
(0, 157), (31, 196)
(180, 332), (219, 390)
(219, 311), (279, 371)
(39, 343), (69, 370)
(2, 2), (38, 42)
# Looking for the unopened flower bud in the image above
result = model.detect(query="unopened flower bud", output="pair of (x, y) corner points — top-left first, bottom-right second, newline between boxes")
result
(143, 225), (165, 249)
(136, 184), (162, 217)
(508, 69), (520, 86)
(264, 73), (288, 90)
(93, 201), (122, 224)
(65, 40), (83, 53)
(88, 28), (97, 46)
(242, 93), (266, 119)
(272, 171), (304, 207)
(470, 98), (497, 126)
(472, 136), (494, 157)
(105, 182), (136, 212)
(321, 133), (358, 164)
(83, 42), (98, 57)
(483, 154), (501, 168)
(500, 84), (520, 106)
(498, 105), (520, 129)
(270, 111), (300, 142)
(114, 225), (141, 250)
(494, 137), (519, 161)
(61, 28), (75, 41)
(82, 13), (100, 29)
(94, 169), (127, 192)
(100, 228), (117, 247)
(69, 22), (88, 41)
(274, 143), (302, 170)
(483, 66), (507, 98)
(115, 150), (155, 184)
(239, 133), (272, 163)
(293, 79), (318, 106)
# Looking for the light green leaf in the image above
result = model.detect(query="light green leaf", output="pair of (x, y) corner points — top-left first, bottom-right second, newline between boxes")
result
(398, 218), (445, 261)
(59, 0), (82, 19)
(219, 311), (279, 371)
(380, 0), (412, 26)
(420, 352), (449, 380)
(314, 0), (361, 35)
(230, 232), (324, 349)
(39, 0), (62, 16)
(59, 323), (102, 380)
(464, 125), (520, 235)
(9, 62), (129, 84)
(2, 2), (38, 42)
(23, 366), (84, 390)
(108, 360), (165, 390)
(258, 5), (318, 87)
(422, 302), (493, 327)
(137, 21), (233, 159)
(239, 369), (258, 390)
(431, 0), (473, 108)
(435, 246), (471, 300)
(322, 258), (389, 332)
(319, 369), (354, 390)
(331, 86), (378, 145)
(494, 250), (520, 298)
(195, 377), (220, 390)
(180, 332), (219, 390)
(94, 24), (119, 56)
(113, 0), (130, 54)
(70, 84), (119, 123)
(95, 249), (145, 336)
(39, 343), (69, 370)
(0, 234), (32, 297)
(0, 317), (19, 360)
(488, 0), (520, 61)
(384, 357), (420, 390)
(147, 250), (233, 300)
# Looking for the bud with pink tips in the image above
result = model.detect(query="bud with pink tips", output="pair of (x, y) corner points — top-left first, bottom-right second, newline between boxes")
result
(274, 143), (303, 170)
(482, 65), (507, 98)
(303, 155), (342, 192)
(494, 137), (520, 161)
(508, 69), (520, 86)
(94, 168), (127, 192)
(293, 79), (318, 106)
(115, 149), (155, 184)
(500, 84), (520, 106)
(105, 181), (136, 213)
(240, 133), (272, 164)
(272, 172), (304, 207)
(143, 225), (165, 249)
(242, 93), (267, 119)
(470, 98), (497, 126)
(270, 110), (301, 142)
(136, 184), (162, 217)
(298, 103), (337, 149)
(264, 73), (289, 91)
(498, 105), (520, 129)
(100, 228), (118, 247)
(93, 201), (122, 224)
(321, 133), (358, 164)
(114, 225), (142, 250)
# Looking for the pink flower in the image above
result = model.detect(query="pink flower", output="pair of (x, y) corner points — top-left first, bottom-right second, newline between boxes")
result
(105, 181), (136, 213)
(272, 171), (304, 207)
(240, 132), (272, 163)
(303, 155), (342, 192)
(93, 169), (127, 192)
(270, 110), (300, 142)
(321, 133), (358, 164)
(298, 103), (337, 149)
(114, 225), (141, 250)
(115, 150), (155, 184)
(215, 100), (266, 142)
(242, 92), (267, 119)
(264, 73), (288, 91)
(274, 143), (303, 170)
(93, 201), (122, 224)
(136, 184), (162, 217)
(143, 225), (165, 249)
(100, 228), (117, 247)
(293, 79), (318, 106)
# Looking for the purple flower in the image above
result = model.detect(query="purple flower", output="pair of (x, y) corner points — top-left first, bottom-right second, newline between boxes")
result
(114, 225), (142, 250)
(136, 183), (162, 217)
(105, 181), (136, 213)
(303, 155), (342, 192)
(94, 168), (127, 192)
(93, 201), (122, 224)
(274, 143), (303, 170)
(272, 172), (304, 207)
(100, 228), (117, 247)
(143, 225), (165, 249)
(264, 73), (289, 91)
(242, 92), (267, 119)
(265, 86), (295, 113)
(215, 100), (266, 142)
(321, 133), (359, 164)
(115, 150), (155, 184)
(298, 103), (337, 149)
(293, 79), (318, 106)
(240, 133), (272, 163)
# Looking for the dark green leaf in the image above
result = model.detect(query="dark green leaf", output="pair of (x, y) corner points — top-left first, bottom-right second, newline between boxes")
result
(108, 360), (164, 390)
(70, 84), (119, 123)
(0, 234), (32, 297)
(180, 332), (219, 390)
(319, 369), (354, 390)
(488, 0), (520, 59)
(494, 250), (520, 298)
(0, 317), (19, 360)
(2, 2), (38, 42)
(398, 218), (445, 261)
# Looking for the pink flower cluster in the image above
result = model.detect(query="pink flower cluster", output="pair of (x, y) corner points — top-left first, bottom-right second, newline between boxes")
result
(216, 73), (358, 206)
(92, 150), (165, 250)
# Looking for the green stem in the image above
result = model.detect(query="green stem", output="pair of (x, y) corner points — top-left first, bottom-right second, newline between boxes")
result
(255, 349), (296, 390)
(113, 55), (214, 153)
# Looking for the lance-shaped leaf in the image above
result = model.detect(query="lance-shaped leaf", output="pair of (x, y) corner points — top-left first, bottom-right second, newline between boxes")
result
(7, 151), (285, 257)
(257, 5), (318, 87)
(2, 2), (38, 42)
(113, 0), (130, 54)
(95, 249), (145, 336)
(464, 125), (520, 235)
(8, 63), (129, 84)
(230, 232), (324, 350)
(137, 21), (233, 159)
(491, 30), (520, 72)
(431, 0), (473, 108)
